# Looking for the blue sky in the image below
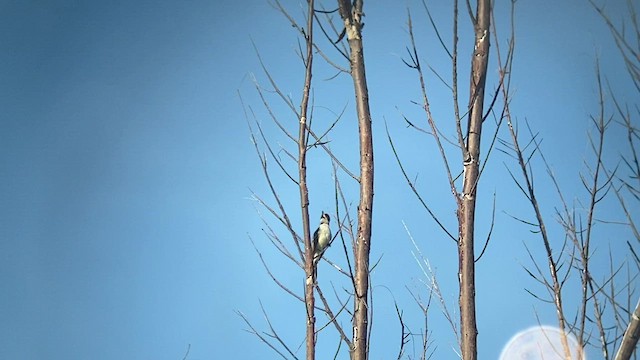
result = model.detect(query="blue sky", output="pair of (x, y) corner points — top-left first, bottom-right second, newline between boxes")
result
(0, 1), (635, 359)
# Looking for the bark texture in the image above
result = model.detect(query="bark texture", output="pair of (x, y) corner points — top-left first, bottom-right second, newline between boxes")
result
(337, 1), (373, 359)
(615, 298), (640, 360)
(459, 1), (490, 359)
(298, 1), (315, 359)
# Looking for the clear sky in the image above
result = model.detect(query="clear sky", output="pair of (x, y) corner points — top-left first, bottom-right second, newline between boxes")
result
(0, 1), (635, 359)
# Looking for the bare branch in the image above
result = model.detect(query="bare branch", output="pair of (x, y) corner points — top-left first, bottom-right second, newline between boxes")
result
(236, 309), (295, 360)
(405, 11), (461, 202)
(249, 235), (304, 302)
(474, 191), (495, 262)
(386, 122), (457, 242)
(420, 0), (453, 59)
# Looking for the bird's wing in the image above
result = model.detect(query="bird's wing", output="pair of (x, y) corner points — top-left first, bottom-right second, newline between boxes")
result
(312, 227), (319, 249)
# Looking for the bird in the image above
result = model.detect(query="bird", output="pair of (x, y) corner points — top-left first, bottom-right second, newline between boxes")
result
(312, 212), (332, 265)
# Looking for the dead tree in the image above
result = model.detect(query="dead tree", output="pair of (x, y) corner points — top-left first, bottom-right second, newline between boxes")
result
(239, 1), (324, 358)
(499, 1), (640, 359)
(591, 2), (640, 359)
(390, 0), (500, 358)
(458, 2), (491, 358)
(336, 1), (374, 359)
(241, 0), (375, 359)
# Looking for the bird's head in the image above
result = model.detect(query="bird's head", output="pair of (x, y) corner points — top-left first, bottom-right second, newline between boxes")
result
(320, 212), (330, 224)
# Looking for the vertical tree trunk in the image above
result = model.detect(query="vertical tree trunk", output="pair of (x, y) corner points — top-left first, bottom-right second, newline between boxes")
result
(299, 1), (315, 359)
(459, 1), (490, 359)
(337, 1), (373, 359)
(615, 297), (640, 360)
